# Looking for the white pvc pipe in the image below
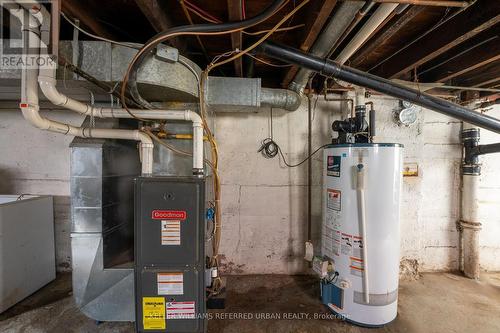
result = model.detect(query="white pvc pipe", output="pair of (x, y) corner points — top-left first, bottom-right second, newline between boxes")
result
(460, 122), (482, 279)
(38, 67), (204, 173)
(356, 164), (370, 304)
(460, 174), (481, 279)
(336, 3), (398, 65)
(16, 5), (154, 175)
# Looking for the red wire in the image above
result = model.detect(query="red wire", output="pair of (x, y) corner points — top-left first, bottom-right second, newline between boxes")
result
(242, 0), (246, 19)
(183, 0), (223, 23)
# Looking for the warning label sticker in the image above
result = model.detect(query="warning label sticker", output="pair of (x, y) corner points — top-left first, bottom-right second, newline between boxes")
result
(340, 233), (353, 256)
(327, 156), (341, 177)
(327, 189), (341, 211)
(157, 272), (184, 295)
(161, 220), (181, 245)
(142, 297), (166, 330)
(333, 230), (341, 256)
(166, 301), (196, 319)
(352, 236), (364, 259)
(350, 257), (364, 277)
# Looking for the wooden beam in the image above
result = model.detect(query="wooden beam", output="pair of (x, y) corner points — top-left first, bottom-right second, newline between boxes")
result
(227, 0), (243, 77)
(453, 61), (500, 88)
(62, 0), (117, 40)
(419, 30), (500, 83)
(360, 0), (469, 7)
(134, 0), (185, 52)
(350, 5), (426, 68)
(371, 1), (500, 79)
(281, 0), (338, 87)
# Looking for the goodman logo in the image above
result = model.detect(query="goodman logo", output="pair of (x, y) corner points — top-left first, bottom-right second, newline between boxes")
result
(151, 210), (187, 220)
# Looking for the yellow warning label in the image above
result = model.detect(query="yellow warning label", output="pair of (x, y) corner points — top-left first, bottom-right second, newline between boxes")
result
(143, 297), (166, 330)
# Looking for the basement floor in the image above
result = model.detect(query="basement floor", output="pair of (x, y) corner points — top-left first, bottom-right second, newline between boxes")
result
(1, 272), (499, 333)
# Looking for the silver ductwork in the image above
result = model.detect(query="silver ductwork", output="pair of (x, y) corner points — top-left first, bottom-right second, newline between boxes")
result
(289, 1), (365, 94)
(0, 40), (302, 111)
(206, 76), (302, 112)
(70, 126), (140, 321)
(260, 87), (302, 111)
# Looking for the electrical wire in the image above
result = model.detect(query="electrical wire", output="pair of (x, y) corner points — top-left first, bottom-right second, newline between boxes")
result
(195, 0), (308, 274)
(258, 109), (329, 168)
(118, 0), (292, 295)
(205, 0), (308, 72)
(61, 12), (140, 49)
(242, 23), (305, 36)
(259, 139), (329, 167)
(245, 53), (292, 67)
(182, 0), (222, 23)
(185, 5), (221, 24)
(179, 0), (212, 63)
(119, 0), (289, 121)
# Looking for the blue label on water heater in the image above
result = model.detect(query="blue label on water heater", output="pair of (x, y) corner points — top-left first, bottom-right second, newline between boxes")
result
(327, 156), (341, 177)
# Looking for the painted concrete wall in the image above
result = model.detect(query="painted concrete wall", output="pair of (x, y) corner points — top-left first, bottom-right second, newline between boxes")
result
(215, 96), (500, 275)
(0, 97), (498, 274)
(0, 110), (84, 271)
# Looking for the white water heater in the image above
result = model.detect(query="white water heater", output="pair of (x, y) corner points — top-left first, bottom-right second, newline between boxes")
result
(320, 143), (403, 327)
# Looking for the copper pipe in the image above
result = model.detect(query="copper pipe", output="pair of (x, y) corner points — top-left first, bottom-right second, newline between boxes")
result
(324, 80), (355, 117)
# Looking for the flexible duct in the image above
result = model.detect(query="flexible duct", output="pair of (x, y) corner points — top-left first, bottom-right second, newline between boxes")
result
(289, 1), (364, 93)
(260, 88), (302, 111)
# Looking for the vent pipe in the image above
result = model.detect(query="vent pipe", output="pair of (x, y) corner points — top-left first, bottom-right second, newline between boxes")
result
(257, 41), (500, 133)
(289, 1), (364, 94)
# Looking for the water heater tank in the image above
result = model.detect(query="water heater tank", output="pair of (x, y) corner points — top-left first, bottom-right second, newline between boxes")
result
(320, 143), (403, 327)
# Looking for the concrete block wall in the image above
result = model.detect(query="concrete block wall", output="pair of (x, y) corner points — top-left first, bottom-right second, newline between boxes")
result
(0, 110), (84, 271)
(215, 96), (500, 275)
(0, 96), (499, 274)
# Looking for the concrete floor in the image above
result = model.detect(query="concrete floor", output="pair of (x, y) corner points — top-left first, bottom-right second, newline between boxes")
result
(1, 272), (499, 333)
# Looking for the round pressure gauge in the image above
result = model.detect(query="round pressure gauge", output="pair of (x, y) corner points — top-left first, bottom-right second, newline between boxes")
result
(401, 100), (413, 109)
(396, 107), (418, 126)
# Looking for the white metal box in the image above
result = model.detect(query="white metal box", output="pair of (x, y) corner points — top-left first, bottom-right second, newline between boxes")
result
(0, 195), (56, 313)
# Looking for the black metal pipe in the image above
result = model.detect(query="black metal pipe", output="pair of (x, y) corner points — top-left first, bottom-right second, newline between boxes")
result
(472, 143), (500, 156)
(256, 41), (500, 134)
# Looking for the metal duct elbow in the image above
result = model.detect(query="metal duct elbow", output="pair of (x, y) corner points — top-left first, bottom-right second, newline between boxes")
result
(260, 88), (302, 111)
(289, 1), (365, 94)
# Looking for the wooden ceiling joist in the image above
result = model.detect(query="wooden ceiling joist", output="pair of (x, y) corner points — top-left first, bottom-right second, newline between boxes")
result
(349, 5), (426, 68)
(453, 61), (500, 88)
(281, 0), (338, 87)
(227, 0), (243, 77)
(419, 27), (500, 83)
(62, 0), (117, 40)
(134, 0), (186, 52)
(371, 1), (500, 79)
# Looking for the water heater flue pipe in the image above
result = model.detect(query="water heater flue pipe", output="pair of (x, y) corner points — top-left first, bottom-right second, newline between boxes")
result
(256, 41), (500, 134)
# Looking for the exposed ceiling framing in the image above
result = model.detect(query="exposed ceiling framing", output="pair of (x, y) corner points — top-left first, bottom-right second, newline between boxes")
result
(55, 0), (500, 102)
